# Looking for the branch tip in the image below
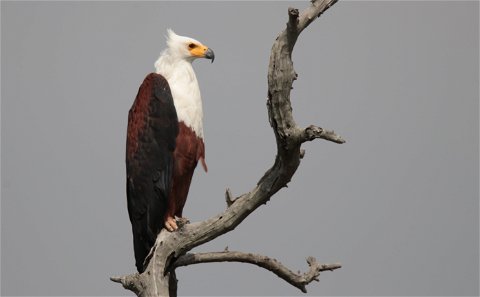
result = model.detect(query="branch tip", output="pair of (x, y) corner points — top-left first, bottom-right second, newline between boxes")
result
(110, 276), (122, 283)
(110, 273), (142, 294)
(288, 7), (300, 18)
(303, 125), (345, 144)
(299, 149), (306, 159)
(287, 7), (300, 33)
(225, 188), (235, 207)
(306, 256), (316, 265)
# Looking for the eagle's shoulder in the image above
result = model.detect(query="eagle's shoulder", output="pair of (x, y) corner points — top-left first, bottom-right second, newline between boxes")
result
(126, 72), (178, 162)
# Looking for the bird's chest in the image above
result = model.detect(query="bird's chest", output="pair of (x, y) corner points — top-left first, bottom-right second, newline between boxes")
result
(170, 80), (204, 138)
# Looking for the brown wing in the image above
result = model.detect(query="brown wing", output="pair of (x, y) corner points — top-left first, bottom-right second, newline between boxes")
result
(125, 73), (178, 273)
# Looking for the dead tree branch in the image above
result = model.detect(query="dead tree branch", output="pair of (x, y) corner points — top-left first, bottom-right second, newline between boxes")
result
(174, 251), (341, 293)
(111, 1), (343, 296)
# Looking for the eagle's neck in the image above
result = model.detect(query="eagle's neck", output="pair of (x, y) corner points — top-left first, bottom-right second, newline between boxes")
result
(155, 52), (204, 138)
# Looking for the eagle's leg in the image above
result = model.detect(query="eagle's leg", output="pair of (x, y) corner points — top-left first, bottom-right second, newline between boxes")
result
(164, 195), (178, 231)
(164, 216), (189, 231)
(165, 161), (196, 231)
(164, 215), (178, 231)
(163, 194), (190, 231)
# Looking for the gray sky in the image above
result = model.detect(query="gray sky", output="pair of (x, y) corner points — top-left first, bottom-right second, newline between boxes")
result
(1, 1), (478, 296)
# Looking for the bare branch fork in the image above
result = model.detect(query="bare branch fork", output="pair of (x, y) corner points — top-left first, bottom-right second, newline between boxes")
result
(111, 1), (343, 296)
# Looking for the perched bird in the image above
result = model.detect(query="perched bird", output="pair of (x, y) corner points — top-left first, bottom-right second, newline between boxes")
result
(126, 29), (214, 272)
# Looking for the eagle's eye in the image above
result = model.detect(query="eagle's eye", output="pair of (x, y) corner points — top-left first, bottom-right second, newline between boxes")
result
(188, 43), (196, 49)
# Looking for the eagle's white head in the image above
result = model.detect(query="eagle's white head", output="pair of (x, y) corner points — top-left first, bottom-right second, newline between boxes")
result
(154, 29), (214, 139)
(156, 29), (214, 67)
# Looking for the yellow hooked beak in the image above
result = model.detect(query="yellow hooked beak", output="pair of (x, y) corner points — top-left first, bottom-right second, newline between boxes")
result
(188, 43), (215, 63)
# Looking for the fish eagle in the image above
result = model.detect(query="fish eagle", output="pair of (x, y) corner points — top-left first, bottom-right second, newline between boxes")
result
(126, 29), (214, 273)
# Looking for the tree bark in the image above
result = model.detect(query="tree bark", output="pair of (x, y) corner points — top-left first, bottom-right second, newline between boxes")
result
(174, 251), (341, 293)
(111, 0), (343, 295)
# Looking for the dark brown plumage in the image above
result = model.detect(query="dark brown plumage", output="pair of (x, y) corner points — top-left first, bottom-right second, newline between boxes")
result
(126, 73), (206, 273)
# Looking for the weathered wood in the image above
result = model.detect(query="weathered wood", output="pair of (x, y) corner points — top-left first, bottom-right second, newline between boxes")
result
(174, 251), (342, 293)
(112, 1), (343, 295)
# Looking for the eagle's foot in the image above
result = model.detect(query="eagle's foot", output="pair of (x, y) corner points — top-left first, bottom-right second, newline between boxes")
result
(176, 216), (190, 228)
(164, 216), (178, 232)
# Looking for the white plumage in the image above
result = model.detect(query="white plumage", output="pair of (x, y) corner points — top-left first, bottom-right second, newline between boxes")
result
(154, 29), (205, 138)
